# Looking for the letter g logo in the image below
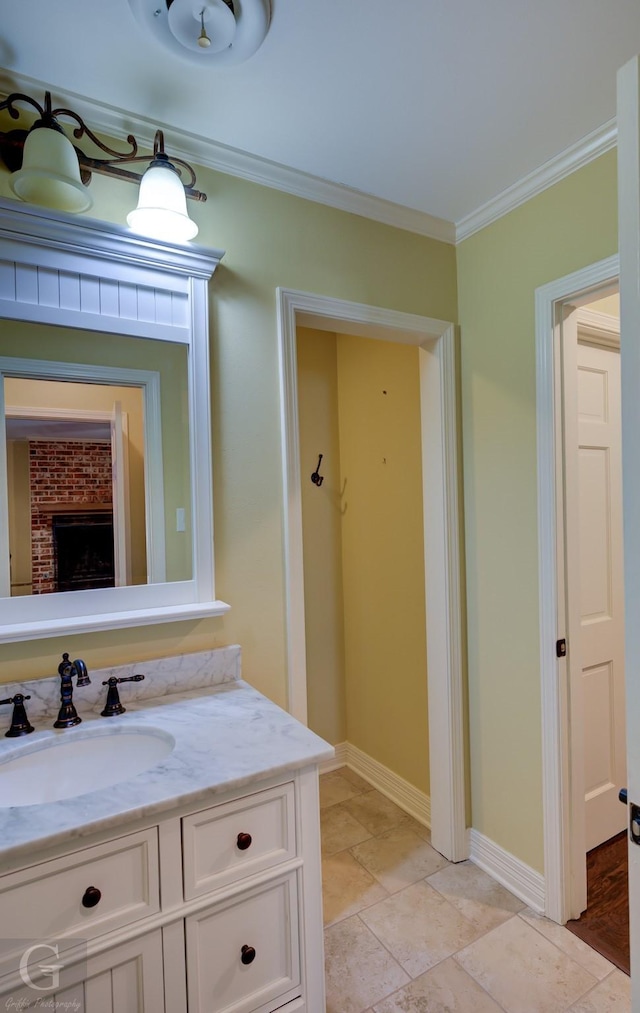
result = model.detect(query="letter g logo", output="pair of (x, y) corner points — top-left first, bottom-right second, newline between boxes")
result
(19, 942), (64, 991)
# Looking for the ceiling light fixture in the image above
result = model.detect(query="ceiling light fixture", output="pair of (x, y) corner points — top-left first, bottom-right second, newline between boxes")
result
(198, 10), (212, 48)
(129, 0), (270, 66)
(0, 91), (205, 243)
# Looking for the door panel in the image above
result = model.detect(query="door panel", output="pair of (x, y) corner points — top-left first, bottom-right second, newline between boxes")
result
(617, 52), (640, 995)
(577, 341), (626, 852)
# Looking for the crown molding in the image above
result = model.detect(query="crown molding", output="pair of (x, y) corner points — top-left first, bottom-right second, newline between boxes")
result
(0, 72), (618, 248)
(455, 118), (617, 242)
(0, 72), (455, 245)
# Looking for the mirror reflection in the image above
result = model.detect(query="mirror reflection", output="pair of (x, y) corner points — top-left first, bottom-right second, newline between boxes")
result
(0, 320), (193, 600)
(6, 377), (145, 595)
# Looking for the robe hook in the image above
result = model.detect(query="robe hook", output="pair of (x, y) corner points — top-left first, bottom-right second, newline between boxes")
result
(311, 454), (324, 486)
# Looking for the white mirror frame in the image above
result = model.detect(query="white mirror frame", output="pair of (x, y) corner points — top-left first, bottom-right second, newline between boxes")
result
(0, 196), (229, 642)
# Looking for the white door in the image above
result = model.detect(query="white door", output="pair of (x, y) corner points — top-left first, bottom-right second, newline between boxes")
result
(617, 53), (640, 995)
(110, 401), (131, 586)
(575, 339), (626, 851)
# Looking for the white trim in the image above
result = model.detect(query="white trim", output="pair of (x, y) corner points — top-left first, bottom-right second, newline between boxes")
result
(5, 405), (113, 428)
(535, 255), (619, 924)
(0, 599), (231, 644)
(456, 119), (617, 241)
(468, 828), (546, 913)
(575, 306), (620, 348)
(277, 287), (466, 862)
(345, 742), (431, 829)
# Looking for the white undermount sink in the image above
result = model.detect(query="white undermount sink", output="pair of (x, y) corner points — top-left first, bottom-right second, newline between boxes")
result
(0, 725), (175, 807)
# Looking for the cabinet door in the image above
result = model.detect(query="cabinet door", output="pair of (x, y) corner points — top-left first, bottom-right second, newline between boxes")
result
(186, 872), (301, 1013)
(1, 930), (165, 1013)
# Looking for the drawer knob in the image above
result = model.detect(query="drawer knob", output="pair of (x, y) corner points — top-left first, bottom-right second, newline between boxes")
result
(236, 832), (252, 851)
(81, 886), (102, 908)
(241, 945), (256, 965)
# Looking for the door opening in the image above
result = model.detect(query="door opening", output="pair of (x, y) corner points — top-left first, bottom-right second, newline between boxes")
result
(558, 292), (630, 973)
(277, 288), (466, 862)
(536, 258), (628, 947)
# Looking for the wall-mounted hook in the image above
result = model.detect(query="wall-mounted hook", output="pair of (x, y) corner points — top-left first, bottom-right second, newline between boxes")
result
(311, 454), (324, 486)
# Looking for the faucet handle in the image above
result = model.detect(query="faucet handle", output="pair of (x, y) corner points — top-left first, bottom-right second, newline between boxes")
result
(100, 674), (145, 717)
(0, 694), (34, 737)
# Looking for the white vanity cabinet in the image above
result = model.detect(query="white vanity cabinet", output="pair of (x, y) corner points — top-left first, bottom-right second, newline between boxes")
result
(0, 766), (325, 1013)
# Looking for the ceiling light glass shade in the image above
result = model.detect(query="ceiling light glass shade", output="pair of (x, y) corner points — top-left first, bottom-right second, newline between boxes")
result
(168, 0), (236, 54)
(10, 125), (93, 213)
(127, 161), (198, 242)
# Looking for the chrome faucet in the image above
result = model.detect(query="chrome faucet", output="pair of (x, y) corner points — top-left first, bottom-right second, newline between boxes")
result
(54, 652), (91, 728)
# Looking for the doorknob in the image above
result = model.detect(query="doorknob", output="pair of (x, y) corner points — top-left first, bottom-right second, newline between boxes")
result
(618, 787), (640, 844)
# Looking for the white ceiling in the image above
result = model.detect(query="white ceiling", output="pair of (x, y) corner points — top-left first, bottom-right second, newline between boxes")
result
(2, 0), (640, 235)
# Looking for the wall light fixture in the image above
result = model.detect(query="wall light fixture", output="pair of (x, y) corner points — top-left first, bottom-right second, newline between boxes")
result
(0, 91), (206, 243)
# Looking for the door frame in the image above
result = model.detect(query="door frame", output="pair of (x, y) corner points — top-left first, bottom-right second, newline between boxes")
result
(535, 254), (619, 923)
(276, 287), (466, 861)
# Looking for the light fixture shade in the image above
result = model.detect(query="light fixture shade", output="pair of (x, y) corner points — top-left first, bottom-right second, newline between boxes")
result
(168, 0), (236, 54)
(127, 162), (198, 242)
(10, 125), (93, 213)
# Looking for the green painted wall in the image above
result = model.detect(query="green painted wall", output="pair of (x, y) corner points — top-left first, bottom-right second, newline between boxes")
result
(456, 150), (618, 871)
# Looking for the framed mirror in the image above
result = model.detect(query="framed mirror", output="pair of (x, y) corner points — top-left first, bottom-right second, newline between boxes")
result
(0, 196), (229, 642)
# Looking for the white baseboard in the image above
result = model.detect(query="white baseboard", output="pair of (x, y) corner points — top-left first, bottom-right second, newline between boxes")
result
(318, 741), (348, 774)
(326, 741), (431, 829)
(468, 828), (545, 913)
(321, 744), (547, 910)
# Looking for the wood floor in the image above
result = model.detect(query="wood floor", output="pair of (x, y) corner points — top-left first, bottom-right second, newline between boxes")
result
(565, 832), (629, 975)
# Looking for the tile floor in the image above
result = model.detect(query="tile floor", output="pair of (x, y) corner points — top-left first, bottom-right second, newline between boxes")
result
(319, 768), (631, 1013)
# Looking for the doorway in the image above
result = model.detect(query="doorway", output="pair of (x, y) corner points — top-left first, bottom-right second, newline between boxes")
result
(535, 256), (628, 935)
(276, 288), (466, 862)
(559, 293), (629, 972)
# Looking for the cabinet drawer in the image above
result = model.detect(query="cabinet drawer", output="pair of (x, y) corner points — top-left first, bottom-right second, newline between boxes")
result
(182, 782), (296, 899)
(186, 871), (300, 1013)
(0, 828), (159, 946)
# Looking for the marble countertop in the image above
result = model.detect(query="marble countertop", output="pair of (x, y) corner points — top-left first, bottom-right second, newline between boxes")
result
(0, 679), (334, 864)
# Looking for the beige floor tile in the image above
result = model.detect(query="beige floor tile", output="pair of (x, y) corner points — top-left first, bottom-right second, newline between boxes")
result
(360, 879), (483, 978)
(322, 850), (389, 925)
(339, 766), (372, 792)
(373, 957), (505, 1013)
(427, 860), (525, 932)
(567, 969), (631, 1012)
(320, 770), (364, 808)
(341, 789), (414, 835)
(456, 915), (598, 1013)
(519, 908), (616, 981)
(351, 825), (449, 892)
(406, 818), (432, 843)
(324, 915), (410, 1013)
(321, 804), (372, 856)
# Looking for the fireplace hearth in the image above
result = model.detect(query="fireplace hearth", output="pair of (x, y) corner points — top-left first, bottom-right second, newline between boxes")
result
(52, 512), (115, 592)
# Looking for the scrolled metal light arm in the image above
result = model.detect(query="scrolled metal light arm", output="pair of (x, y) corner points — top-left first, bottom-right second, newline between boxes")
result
(0, 90), (207, 203)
